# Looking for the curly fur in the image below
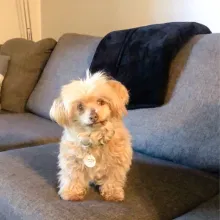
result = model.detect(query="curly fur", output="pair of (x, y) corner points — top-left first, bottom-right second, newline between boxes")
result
(50, 71), (132, 202)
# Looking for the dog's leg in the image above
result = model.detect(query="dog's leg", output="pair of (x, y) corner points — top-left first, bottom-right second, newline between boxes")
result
(100, 167), (127, 202)
(58, 166), (88, 201)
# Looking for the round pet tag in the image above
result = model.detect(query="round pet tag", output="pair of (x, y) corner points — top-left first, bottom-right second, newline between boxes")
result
(83, 154), (96, 168)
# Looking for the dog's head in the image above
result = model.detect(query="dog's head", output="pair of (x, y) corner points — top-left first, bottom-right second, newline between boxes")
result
(50, 71), (129, 129)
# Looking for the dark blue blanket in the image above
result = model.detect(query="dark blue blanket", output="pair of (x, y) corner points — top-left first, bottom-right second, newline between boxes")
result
(89, 22), (211, 109)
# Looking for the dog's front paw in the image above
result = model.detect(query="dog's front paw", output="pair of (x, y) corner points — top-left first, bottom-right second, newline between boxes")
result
(101, 129), (115, 145)
(98, 122), (115, 145)
(59, 187), (86, 201)
(100, 186), (124, 202)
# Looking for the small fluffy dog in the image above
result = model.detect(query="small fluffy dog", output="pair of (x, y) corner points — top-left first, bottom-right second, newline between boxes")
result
(50, 71), (132, 202)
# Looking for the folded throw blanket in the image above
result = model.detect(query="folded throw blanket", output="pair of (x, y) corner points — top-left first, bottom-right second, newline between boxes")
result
(89, 22), (211, 109)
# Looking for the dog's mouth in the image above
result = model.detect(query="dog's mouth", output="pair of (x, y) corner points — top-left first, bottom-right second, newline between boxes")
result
(86, 120), (107, 127)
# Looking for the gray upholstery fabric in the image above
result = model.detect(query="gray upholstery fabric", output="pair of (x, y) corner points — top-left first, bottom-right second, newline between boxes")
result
(124, 34), (220, 173)
(174, 195), (219, 220)
(0, 113), (62, 151)
(27, 33), (101, 119)
(0, 144), (218, 220)
(0, 38), (56, 113)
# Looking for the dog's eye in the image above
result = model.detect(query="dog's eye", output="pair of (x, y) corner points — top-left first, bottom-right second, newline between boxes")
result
(77, 103), (84, 111)
(97, 99), (105, 106)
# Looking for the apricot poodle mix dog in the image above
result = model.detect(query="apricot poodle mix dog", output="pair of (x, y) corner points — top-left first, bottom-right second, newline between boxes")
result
(50, 71), (133, 202)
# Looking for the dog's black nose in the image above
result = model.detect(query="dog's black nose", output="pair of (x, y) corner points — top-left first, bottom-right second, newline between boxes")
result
(89, 109), (98, 123)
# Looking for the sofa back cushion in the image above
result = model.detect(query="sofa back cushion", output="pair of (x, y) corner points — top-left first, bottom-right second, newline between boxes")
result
(27, 34), (101, 119)
(125, 34), (220, 172)
(0, 38), (56, 112)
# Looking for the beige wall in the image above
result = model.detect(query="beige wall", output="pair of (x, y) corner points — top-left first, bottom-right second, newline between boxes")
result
(0, 0), (41, 44)
(41, 0), (220, 40)
(1, 0), (219, 43)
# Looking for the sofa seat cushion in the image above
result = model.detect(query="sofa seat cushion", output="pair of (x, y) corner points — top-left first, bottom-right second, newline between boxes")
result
(0, 114), (62, 151)
(0, 144), (218, 220)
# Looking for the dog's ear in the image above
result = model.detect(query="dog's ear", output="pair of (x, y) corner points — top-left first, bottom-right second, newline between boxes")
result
(107, 80), (129, 118)
(50, 96), (69, 126)
(108, 80), (129, 105)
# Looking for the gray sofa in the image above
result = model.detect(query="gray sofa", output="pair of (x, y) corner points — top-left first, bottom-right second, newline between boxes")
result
(0, 33), (219, 220)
